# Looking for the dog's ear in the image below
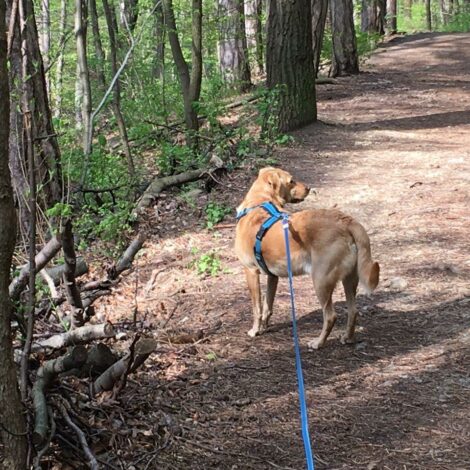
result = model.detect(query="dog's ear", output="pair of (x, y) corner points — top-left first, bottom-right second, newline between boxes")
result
(265, 171), (281, 192)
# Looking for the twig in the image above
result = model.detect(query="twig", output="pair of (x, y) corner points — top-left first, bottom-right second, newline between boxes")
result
(58, 403), (99, 470)
(111, 334), (140, 400)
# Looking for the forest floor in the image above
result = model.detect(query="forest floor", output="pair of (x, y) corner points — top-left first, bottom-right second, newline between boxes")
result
(88, 33), (470, 469)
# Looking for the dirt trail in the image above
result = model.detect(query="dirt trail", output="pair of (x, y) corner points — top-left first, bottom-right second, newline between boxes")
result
(97, 33), (470, 469)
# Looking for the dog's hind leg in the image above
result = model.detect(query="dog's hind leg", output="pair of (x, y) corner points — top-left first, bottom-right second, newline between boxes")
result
(340, 270), (359, 345)
(260, 275), (279, 333)
(245, 267), (263, 337)
(308, 277), (337, 350)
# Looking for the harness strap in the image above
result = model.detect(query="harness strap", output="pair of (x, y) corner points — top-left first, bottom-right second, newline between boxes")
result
(236, 202), (285, 276)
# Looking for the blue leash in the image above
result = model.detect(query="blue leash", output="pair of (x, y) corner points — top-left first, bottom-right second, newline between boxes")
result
(282, 214), (315, 470)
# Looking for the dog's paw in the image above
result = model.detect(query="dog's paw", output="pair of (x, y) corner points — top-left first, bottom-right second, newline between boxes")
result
(340, 334), (355, 345)
(307, 338), (324, 350)
(247, 328), (260, 338)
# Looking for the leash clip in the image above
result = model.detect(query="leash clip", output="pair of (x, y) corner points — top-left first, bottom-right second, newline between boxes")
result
(282, 213), (289, 229)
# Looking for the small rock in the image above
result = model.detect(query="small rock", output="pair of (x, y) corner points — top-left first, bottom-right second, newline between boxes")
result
(115, 332), (127, 340)
(388, 277), (408, 292)
(355, 341), (368, 351)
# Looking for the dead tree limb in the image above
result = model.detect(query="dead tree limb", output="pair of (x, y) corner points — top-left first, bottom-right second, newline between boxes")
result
(57, 402), (99, 470)
(134, 168), (210, 214)
(9, 235), (62, 300)
(92, 338), (156, 395)
(61, 220), (84, 327)
(33, 406), (56, 470)
(108, 232), (146, 279)
(32, 346), (88, 448)
(31, 323), (115, 353)
(45, 256), (88, 285)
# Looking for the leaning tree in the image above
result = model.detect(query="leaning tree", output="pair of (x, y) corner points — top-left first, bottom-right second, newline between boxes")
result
(266, 0), (317, 132)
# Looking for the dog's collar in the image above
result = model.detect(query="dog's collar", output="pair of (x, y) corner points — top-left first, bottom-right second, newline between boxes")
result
(236, 202), (287, 276)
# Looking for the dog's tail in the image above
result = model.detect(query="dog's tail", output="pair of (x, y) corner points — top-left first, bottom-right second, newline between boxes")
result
(348, 220), (380, 293)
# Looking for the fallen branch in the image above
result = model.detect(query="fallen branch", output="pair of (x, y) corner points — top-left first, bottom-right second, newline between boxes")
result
(108, 232), (146, 279)
(45, 256), (88, 285)
(57, 402), (99, 470)
(33, 346), (88, 448)
(92, 338), (157, 395)
(9, 235), (62, 300)
(133, 168), (210, 214)
(62, 343), (118, 378)
(31, 323), (115, 353)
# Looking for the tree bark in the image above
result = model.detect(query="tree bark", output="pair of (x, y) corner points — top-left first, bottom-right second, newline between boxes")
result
(329, 0), (359, 77)
(88, 0), (107, 89)
(312, 0), (328, 76)
(163, 0), (202, 139)
(266, 0), (317, 132)
(39, 0), (51, 76)
(119, 0), (139, 32)
(0, 1), (28, 463)
(75, 0), (93, 155)
(218, 0), (252, 91)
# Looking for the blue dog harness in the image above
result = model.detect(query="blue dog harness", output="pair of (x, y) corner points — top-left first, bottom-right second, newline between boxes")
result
(236, 202), (286, 276)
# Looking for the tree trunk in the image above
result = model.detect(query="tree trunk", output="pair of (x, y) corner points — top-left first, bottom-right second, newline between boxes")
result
(329, 0), (359, 77)
(312, 0), (328, 76)
(0, 0), (28, 464)
(425, 0), (432, 29)
(361, 0), (377, 33)
(53, 0), (67, 119)
(89, 0), (107, 89)
(387, 0), (397, 33)
(102, 0), (135, 178)
(152, 0), (165, 79)
(7, 0), (62, 236)
(266, 0), (316, 132)
(218, 0), (252, 91)
(245, 0), (264, 74)
(163, 0), (202, 139)
(39, 0), (50, 78)
(75, 0), (92, 155)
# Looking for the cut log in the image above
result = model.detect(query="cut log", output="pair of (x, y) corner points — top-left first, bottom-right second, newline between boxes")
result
(108, 232), (146, 279)
(33, 346), (88, 448)
(92, 338), (157, 395)
(31, 323), (115, 353)
(9, 236), (62, 300)
(63, 343), (118, 378)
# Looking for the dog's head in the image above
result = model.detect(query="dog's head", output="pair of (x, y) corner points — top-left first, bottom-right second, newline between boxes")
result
(257, 167), (310, 206)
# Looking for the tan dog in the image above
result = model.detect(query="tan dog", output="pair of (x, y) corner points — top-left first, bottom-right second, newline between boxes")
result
(235, 167), (380, 349)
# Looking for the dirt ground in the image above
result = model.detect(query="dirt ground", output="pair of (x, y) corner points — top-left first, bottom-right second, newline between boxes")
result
(91, 33), (470, 469)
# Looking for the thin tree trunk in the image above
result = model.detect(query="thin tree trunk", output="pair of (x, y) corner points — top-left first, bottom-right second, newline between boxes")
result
(425, 0), (432, 29)
(152, 0), (165, 79)
(119, 0), (139, 32)
(54, 0), (67, 119)
(404, 0), (412, 19)
(88, 0), (107, 89)
(0, 0), (28, 465)
(7, 0), (62, 236)
(266, 0), (316, 132)
(361, 0), (377, 33)
(75, 0), (92, 155)
(102, 0), (135, 179)
(39, 0), (50, 78)
(387, 0), (397, 33)
(163, 0), (202, 140)
(329, 0), (359, 77)
(312, 0), (328, 76)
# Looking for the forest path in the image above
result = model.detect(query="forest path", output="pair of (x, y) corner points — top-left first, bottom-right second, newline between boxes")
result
(99, 33), (470, 469)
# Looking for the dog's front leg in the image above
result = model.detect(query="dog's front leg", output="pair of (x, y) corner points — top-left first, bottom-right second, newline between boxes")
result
(260, 275), (279, 333)
(244, 267), (263, 337)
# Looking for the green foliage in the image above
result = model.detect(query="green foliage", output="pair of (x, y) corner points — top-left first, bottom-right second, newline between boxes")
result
(46, 202), (73, 219)
(205, 202), (231, 229)
(356, 32), (382, 58)
(192, 251), (222, 276)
